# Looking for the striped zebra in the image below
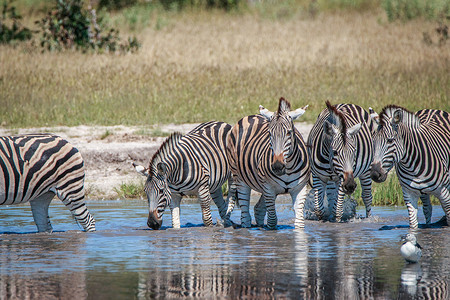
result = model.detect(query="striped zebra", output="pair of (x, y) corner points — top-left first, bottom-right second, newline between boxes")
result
(0, 134), (95, 232)
(308, 101), (376, 222)
(134, 121), (235, 230)
(370, 105), (450, 228)
(226, 97), (310, 229)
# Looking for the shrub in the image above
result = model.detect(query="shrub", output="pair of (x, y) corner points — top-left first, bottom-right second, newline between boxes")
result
(0, 0), (32, 44)
(383, 0), (450, 21)
(158, 0), (241, 11)
(98, 0), (138, 11)
(35, 0), (140, 53)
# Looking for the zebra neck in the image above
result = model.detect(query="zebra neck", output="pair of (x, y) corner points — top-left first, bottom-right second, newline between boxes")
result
(398, 126), (421, 164)
(286, 134), (300, 165)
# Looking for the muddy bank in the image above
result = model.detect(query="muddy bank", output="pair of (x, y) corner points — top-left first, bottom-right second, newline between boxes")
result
(0, 123), (313, 199)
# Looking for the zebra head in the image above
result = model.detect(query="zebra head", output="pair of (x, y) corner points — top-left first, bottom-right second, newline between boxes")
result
(133, 133), (182, 230)
(371, 106), (407, 183)
(323, 101), (362, 195)
(260, 97), (308, 176)
(134, 162), (171, 230)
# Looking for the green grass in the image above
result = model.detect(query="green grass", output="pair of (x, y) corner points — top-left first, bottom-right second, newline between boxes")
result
(114, 181), (146, 199)
(354, 174), (441, 206)
(1, 2), (449, 128)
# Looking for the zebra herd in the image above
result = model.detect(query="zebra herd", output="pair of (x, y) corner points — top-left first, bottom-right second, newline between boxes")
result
(1, 98), (450, 232)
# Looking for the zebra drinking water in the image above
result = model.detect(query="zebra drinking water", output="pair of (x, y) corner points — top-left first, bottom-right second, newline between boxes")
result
(0, 134), (95, 232)
(134, 121), (234, 230)
(370, 105), (450, 229)
(226, 97), (310, 229)
(308, 101), (376, 222)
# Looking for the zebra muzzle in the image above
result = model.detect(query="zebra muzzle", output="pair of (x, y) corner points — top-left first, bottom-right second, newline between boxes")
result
(271, 153), (286, 176)
(147, 211), (162, 230)
(342, 172), (357, 195)
(370, 162), (387, 183)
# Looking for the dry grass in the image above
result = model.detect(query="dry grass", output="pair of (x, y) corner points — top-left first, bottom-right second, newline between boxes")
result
(0, 9), (448, 127)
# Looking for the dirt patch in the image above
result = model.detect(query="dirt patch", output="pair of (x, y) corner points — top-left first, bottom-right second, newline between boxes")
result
(0, 123), (313, 199)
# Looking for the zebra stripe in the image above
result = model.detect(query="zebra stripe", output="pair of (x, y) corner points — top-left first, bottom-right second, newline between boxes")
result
(135, 121), (234, 230)
(226, 97), (310, 229)
(0, 134), (95, 232)
(371, 105), (450, 229)
(308, 101), (376, 222)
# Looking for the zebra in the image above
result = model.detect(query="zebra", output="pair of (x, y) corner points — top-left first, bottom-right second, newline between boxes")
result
(0, 134), (95, 232)
(308, 101), (376, 222)
(370, 105), (450, 229)
(134, 121), (235, 230)
(226, 97), (310, 229)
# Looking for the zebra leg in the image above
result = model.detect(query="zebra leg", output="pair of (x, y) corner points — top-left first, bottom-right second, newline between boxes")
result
(420, 194), (432, 224)
(236, 180), (252, 228)
(434, 187), (450, 226)
(54, 186), (96, 232)
(263, 189), (278, 230)
(291, 184), (308, 229)
(402, 187), (420, 229)
(360, 172), (373, 218)
(198, 184), (214, 227)
(254, 195), (266, 227)
(334, 181), (346, 222)
(169, 193), (182, 229)
(312, 176), (326, 220)
(30, 192), (54, 233)
(225, 177), (237, 219)
(211, 188), (232, 227)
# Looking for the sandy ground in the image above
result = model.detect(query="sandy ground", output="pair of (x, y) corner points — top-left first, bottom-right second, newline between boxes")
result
(0, 122), (313, 199)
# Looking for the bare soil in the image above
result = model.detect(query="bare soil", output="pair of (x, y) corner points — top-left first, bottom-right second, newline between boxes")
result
(0, 123), (313, 199)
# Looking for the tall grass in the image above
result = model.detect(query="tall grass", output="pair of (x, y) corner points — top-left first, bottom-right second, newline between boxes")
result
(1, 8), (448, 128)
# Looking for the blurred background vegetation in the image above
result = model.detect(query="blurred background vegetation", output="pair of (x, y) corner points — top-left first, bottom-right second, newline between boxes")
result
(1, 0), (448, 127)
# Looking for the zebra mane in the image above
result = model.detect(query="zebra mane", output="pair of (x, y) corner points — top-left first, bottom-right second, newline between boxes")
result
(379, 105), (419, 128)
(277, 97), (291, 116)
(326, 101), (348, 137)
(148, 132), (183, 174)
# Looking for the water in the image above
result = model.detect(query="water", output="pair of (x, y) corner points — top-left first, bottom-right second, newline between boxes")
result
(0, 198), (449, 299)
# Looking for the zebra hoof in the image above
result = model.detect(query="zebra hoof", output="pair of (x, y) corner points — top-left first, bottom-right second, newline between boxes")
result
(265, 225), (278, 230)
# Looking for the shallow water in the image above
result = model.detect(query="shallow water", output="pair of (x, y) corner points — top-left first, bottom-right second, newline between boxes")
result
(0, 198), (449, 299)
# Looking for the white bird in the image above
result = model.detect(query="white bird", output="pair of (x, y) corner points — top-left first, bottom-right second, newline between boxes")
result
(400, 233), (422, 263)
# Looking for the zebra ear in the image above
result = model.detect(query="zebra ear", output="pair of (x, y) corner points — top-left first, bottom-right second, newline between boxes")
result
(289, 105), (308, 120)
(157, 162), (168, 177)
(347, 122), (362, 137)
(392, 109), (402, 125)
(259, 105), (274, 120)
(133, 163), (149, 177)
(369, 107), (379, 125)
(323, 120), (339, 136)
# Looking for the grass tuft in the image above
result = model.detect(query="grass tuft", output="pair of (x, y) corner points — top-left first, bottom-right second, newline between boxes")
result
(114, 181), (145, 199)
(354, 174), (441, 206)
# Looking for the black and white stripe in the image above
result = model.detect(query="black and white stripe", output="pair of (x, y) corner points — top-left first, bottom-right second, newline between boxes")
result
(0, 134), (95, 232)
(308, 101), (376, 221)
(371, 105), (450, 228)
(134, 121), (234, 229)
(226, 97), (310, 229)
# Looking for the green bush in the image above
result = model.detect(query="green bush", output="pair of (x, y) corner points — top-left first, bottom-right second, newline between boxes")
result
(383, 0), (450, 21)
(0, 0), (32, 44)
(35, 0), (140, 52)
(98, 0), (138, 11)
(158, 0), (241, 11)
